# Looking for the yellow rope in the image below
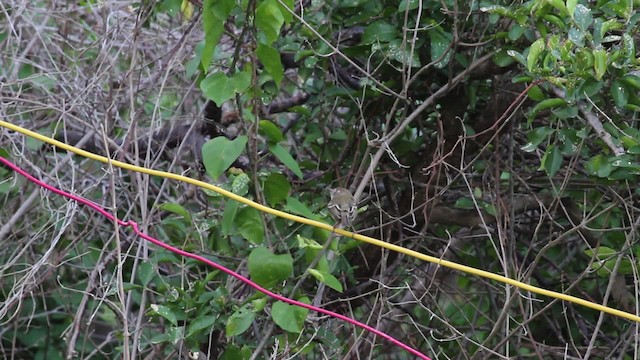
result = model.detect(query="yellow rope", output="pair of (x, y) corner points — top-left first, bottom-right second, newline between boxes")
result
(1, 119), (639, 323)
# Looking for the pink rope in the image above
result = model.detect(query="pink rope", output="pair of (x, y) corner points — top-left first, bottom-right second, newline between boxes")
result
(0, 155), (431, 360)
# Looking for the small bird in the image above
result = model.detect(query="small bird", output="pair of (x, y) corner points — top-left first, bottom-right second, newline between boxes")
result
(328, 187), (357, 227)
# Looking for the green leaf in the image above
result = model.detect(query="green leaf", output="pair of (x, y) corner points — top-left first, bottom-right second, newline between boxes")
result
(591, 258), (635, 276)
(610, 79), (629, 108)
(257, 43), (284, 86)
(277, 0), (294, 23)
(255, 0), (284, 45)
(536, 21), (549, 41)
(307, 269), (343, 293)
(232, 173), (250, 196)
(306, 247), (330, 272)
(620, 75), (640, 90)
(593, 49), (607, 80)
(0, 148), (9, 161)
(483, 203), (497, 216)
(584, 245), (629, 276)
(493, 49), (516, 67)
(574, 49), (596, 69)
(258, 119), (283, 143)
(150, 326), (183, 345)
(329, 129), (347, 140)
(149, 304), (177, 326)
(158, 202), (192, 223)
(527, 85), (545, 101)
(383, 39), (422, 67)
(577, 76), (604, 98)
(220, 345), (243, 360)
(138, 261), (156, 287)
(186, 42), (203, 78)
(398, 0), (419, 11)
(252, 297), (268, 312)
(269, 143), (303, 179)
(248, 247), (293, 288)
(284, 196), (318, 220)
(226, 305), (255, 337)
(545, 0), (567, 16)
(221, 199), (240, 235)
(610, 156), (637, 170)
(572, 4), (592, 31)
(528, 98), (566, 121)
(584, 246), (617, 258)
(480, 5), (511, 17)
(18, 328), (46, 347)
(271, 300), (309, 333)
(540, 145), (563, 177)
(187, 315), (217, 338)
(236, 207), (265, 244)
(622, 136), (640, 149)
(202, 0), (235, 69)
(200, 71), (251, 106)
(507, 50), (527, 67)
(566, 0), (577, 17)
(585, 154), (614, 177)
(622, 33), (636, 61)
(542, 14), (565, 30)
(26, 136), (42, 151)
(429, 28), (453, 69)
(263, 173), (290, 206)
(547, 35), (562, 59)
(508, 24), (525, 41)
(542, 52), (555, 71)
(362, 21), (397, 44)
(202, 136), (248, 180)
(527, 38), (545, 72)
(454, 197), (475, 209)
(559, 128), (579, 154)
(296, 234), (323, 250)
(568, 27), (585, 47)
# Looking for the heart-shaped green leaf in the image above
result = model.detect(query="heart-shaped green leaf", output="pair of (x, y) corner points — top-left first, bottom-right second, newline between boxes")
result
(200, 71), (251, 106)
(202, 136), (248, 180)
(248, 247), (293, 289)
(271, 300), (309, 333)
(226, 305), (255, 337)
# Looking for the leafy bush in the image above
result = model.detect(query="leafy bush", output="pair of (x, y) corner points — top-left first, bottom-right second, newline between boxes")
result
(1, 0), (639, 358)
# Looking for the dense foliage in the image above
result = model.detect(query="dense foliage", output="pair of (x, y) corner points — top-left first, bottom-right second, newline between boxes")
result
(1, 0), (639, 358)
